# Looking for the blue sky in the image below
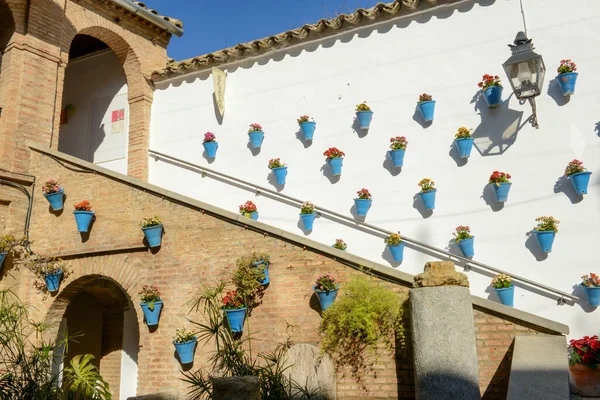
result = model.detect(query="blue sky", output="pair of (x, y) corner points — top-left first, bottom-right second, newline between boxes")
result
(141, 0), (381, 60)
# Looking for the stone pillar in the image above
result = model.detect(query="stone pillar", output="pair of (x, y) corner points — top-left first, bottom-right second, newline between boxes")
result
(283, 343), (336, 399)
(212, 376), (260, 400)
(410, 261), (480, 400)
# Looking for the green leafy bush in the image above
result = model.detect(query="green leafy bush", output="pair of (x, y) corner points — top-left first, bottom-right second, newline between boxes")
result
(231, 252), (269, 312)
(318, 275), (407, 382)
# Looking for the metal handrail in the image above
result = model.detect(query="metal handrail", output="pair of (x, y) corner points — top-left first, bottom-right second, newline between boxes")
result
(148, 149), (579, 303)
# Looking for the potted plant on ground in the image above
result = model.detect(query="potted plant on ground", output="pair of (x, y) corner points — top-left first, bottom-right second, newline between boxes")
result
(140, 215), (163, 248)
(387, 136), (408, 167)
(417, 93), (435, 123)
(222, 290), (247, 333)
(478, 74), (503, 108)
(139, 284), (163, 326)
(355, 102), (373, 130)
(300, 201), (316, 231)
(418, 178), (437, 210)
(313, 273), (339, 311)
(73, 200), (94, 233)
(202, 132), (218, 158)
(354, 188), (372, 217)
(332, 239), (347, 251)
(581, 273), (600, 307)
(454, 127), (474, 159)
(0, 234), (21, 271)
(569, 335), (600, 396)
(453, 225), (474, 257)
(533, 216), (559, 253)
(565, 159), (592, 195)
(239, 201), (258, 220)
(323, 147), (345, 176)
(297, 115), (316, 140)
(268, 158), (288, 185)
(385, 232), (405, 262)
(248, 123), (264, 149)
(42, 178), (64, 211)
(557, 59), (578, 96)
(24, 256), (71, 293)
(489, 171), (512, 202)
(173, 328), (197, 364)
(491, 273), (514, 307)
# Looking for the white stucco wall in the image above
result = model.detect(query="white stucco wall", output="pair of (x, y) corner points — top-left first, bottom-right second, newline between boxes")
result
(149, 0), (600, 338)
(58, 50), (129, 175)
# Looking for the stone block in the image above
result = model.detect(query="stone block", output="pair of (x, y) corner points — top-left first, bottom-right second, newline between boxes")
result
(284, 343), (336, 399)
(212, 376), (260, 400)
(410, 286), (480, 400)
(413, 261), (469, 288)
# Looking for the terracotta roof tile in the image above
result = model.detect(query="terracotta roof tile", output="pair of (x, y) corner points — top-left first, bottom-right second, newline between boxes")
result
(132, 1), (184, 29)
(151, 0), (470, 82)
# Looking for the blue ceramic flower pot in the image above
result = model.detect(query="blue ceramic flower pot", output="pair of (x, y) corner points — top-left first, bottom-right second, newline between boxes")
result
(300, 213), (316, 231)
(0, 252), (7, 271)
(354, 199), (372, 217)
(326, 158), (343, 176)
(568, 171), (592, 195)
(45, 270), (63, 292)
(419, 190), (436, 210)
(313, 285), (339, 311)
(483, 86), (503, 108)
(224, 307), (247, 333)
(557, 72), (578, 96)
(300, 121), (316, 140)
(584, 286), (600, 307)
(494, 285), (514, 307)
(173, 338), (197, 364)
(142, 225), (163, 248)
(356, 111), (373, 130)
(140, 300), (163, 326)
(387, 149), (405, 167)
(492, 182), (512, 202)
(248, 131), (264, 148)
(241, 211), (259, 220)
(44, 189), (64, 211)
(252, 260), (270, 285)
(417, 100), (436, 122)
(388, 243), (405, 262)
(454, 138), (474, 159)
(73, 211), (94, 232)
(272, 166), (288, 185)
(202, 141), (218, 158)
(457, 237), (475, 257)
(534, 230), (555, 253)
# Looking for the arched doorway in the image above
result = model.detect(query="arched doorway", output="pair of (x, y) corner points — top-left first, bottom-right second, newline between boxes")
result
(58, 33), (130, 174)
(49, 276), (139, 400)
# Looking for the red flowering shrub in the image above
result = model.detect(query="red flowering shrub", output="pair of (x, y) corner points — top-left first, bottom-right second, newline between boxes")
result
(356, 188), (372, 200)
(222, 290), (245, 310)
(239, 201), (257, 214)
(323, 147), (345, 159)
(569, 335), (600, 366)
(557, 59), (577, 74)
(73, 200), (92, 211)
(478, 74), (502, 90)
(488, 171), (511, 186)
(565, 159), (586, 176)
(581, 273), (600, 288)
(418, 93), (433, 103)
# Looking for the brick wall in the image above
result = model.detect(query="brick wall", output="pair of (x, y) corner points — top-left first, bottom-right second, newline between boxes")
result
(0, 148), (563, 399)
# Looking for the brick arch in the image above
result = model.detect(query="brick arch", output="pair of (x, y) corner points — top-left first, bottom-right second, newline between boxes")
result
(0, 0), (15, 51)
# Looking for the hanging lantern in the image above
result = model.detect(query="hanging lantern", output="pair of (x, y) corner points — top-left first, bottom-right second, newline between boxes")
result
(502, 31), (546, 100)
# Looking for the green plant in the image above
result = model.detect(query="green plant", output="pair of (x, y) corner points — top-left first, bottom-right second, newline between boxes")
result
(581, 273), (600, 288)
(174, 328), (196, 344)
(300, 201), (314, 215)
(0, 234), (25, 254)
(454, 127), (472, 139)
(297, 115), (312, 124)
(231, 253), (268, 311)
(389, 136), (408, 150)
(557, 59), (577, 74)
(22, 255), (72, 293)
(534, 216), (560, 232)
(139, 284), (161, 311)
(63, 354), (111, 399)
(332, 239), (347, 250)
(42, 178), (62, 195)
(183, 282), (324, 399)
(140, 215), (162, 228)
(489, 171), (511, 186)
(453, 226), (473, 243)
(314, 273), (338, 292)
(0, 289), (110, 399)
(239, 201), (258, 218)
(385, 232), (402, 246)
(418, 178), (435, 192)
(323, 147), (345, 159)
(356, 188), (371, 200)
(565, 159), (586, 176)
(222, 290), (245, 310)
(355, 102), (371, 112)
(478, 74), (502, 90)
(268, 158), (286, 169)
(491, 273), (512, 289)
(569, 336), (600, 366)
(319, 275), (407, 383)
